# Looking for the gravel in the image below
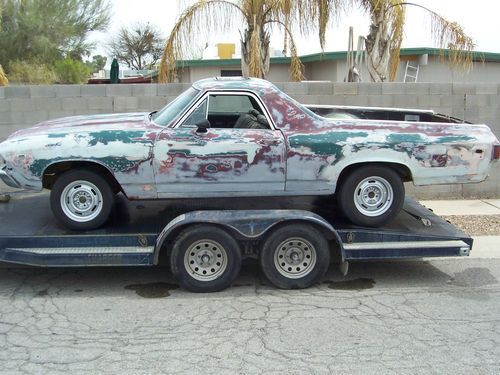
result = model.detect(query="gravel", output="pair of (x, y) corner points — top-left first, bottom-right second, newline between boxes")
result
(442, 215), (500, 236)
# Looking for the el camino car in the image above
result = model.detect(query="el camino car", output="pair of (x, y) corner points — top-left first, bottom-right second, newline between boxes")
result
(1, 77), (499, 230)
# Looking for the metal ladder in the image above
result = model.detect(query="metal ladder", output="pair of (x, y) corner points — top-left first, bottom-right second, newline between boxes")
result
(404, 61), (420, 82)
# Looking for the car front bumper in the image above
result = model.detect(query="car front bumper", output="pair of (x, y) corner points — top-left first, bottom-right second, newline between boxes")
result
(0, 165), (21, 188)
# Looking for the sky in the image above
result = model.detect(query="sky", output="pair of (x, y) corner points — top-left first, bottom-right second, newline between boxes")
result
(89, 0), (500, 63)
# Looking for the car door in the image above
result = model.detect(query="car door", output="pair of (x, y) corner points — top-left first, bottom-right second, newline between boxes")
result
(153, 91), (286, 197)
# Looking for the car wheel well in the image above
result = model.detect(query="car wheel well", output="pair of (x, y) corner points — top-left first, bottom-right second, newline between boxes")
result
(337, 162), (412, 188)
(42, 161), (122, 194)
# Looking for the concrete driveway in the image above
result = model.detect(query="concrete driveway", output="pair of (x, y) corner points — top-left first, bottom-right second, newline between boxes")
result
(1, 259), (499, 374)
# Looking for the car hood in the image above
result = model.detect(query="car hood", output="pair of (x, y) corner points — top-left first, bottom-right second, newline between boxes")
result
(7, 112), (149, 139)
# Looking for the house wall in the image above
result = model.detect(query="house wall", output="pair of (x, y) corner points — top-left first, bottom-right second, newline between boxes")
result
(1, 82), (499, 198)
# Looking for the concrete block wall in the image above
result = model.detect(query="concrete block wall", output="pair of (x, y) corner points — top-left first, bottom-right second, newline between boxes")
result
(0, 82), (499, 198)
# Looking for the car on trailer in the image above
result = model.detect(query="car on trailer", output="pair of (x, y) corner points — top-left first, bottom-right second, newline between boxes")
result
(1, 77), (498, 231)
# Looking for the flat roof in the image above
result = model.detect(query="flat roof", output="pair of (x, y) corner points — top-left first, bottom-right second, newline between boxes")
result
(176, 47), (500, 68)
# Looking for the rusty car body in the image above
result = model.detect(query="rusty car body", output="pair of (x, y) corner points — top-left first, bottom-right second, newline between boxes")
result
(1, 77), (498, 230)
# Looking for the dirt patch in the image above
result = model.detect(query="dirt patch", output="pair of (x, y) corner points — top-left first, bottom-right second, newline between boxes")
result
(125, 282), (179, 298)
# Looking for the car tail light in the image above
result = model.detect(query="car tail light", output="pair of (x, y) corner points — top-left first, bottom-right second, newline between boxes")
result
(494, 144), (500, 160)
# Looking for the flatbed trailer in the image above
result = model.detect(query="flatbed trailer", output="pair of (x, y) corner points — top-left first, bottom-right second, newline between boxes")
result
(0, 192), (471, 292)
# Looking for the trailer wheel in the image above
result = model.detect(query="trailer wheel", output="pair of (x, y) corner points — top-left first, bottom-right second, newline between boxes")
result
(50, 169), (114, 230)
(170, 225), (242, 292)
(259, 224), (330, 289)
(337, 165), (404, 227)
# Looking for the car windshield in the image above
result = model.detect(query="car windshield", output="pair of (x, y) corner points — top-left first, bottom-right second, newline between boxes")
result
(151, 87), (200, 126)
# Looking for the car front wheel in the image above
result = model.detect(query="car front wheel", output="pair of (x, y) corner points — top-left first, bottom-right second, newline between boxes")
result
(50, 169), (114, 230)
(337, 165), (404, 227)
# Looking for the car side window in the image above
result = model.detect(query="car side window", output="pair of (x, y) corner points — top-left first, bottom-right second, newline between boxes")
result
(181, 98), (208, 126)
(207, 94), (270, 130)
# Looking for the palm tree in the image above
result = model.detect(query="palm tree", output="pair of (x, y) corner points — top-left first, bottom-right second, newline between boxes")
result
(358, 1), (474, 82)
(159, 0), (337, 83)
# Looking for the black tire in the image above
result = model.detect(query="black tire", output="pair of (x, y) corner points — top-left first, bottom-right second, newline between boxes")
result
(337, 165), (404, 227)
(170, 225), (242, 292)
(259, 224), (330, 289)
(50, 169), (114, 231)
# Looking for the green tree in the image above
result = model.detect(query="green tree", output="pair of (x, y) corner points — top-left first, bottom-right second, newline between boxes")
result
(86, 55), (107, 74)
(54, 59), (91, 84)
(0, 0), (111, 69)
(159, 0), (335, 82)
(107, 23), (164, 70)
(8, 60), (57, 84)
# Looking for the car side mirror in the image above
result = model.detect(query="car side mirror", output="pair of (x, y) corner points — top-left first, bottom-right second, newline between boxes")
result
(195, 119), (211, 133)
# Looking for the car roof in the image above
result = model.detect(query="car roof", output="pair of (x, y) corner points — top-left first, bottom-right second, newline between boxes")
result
(192, 77), (277, 92)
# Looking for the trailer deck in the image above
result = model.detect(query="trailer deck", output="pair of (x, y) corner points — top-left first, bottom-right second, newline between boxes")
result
(0, 192), (471, 268)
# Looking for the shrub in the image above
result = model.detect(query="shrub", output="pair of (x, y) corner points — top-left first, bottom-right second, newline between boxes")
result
(54, 59), (91, 84)
(8, 60), (57, 84)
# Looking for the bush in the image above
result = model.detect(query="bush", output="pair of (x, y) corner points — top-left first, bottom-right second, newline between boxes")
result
(54, 59), (91, 84)
(8, 60), (57, 84)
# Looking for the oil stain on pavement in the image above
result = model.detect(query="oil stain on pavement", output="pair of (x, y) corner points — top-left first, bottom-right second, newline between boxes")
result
(125, 282), (179, 298)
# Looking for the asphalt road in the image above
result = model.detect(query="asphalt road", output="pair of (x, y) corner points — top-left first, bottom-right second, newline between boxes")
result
(0, 259), (499, 374)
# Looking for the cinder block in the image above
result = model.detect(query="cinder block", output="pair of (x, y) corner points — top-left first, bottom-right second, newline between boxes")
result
(316, 95), (337, 105)
(49, 110), (75, 120)
(61, 97), (88, 111)
(381, 83), (405, 95)
(81, 85), (106, 97)
(417, 95), (440, 109)
(343, 95), (369, 106)
(157, 84), (186, 96)
(106, 84), (132, 97)
(132, 84), (158, 97)
(273, 82), (285, 91)
(23, 111), (49, 124)
(0, 87), (5, 99)
(489, 95), (500, 108)
(0, 99), (10, 112)
(452, 83), (476, 95)
(9, 98), (35, 112)
(283, 82), (308, 95)
(462, 178), (499, 199)
(358, 83), (382, 95)
(465, 94), (489, 107)
(440, 95), (465, 108)
(33, 98), (62, 111)
(0, 111), (24, 125)
(56, 85), (82, 98)
(307, 82), (333, 95)
(30, 86), (56, 98)
(393, 95), (419, 108)
(404, 83), (430, 95)
(408, 183), (463, 199)
(87, 97), (113, 111)
(138, 96), (168, 111)
(113, 96), (139, 111)
(475, 83), (498, 95)
(333, 83), (358, 95)
(330, 96), (346, 105)
(429, 83), (452, 95)
(4, 86), (30, 99)
(367, 94), (393, 107)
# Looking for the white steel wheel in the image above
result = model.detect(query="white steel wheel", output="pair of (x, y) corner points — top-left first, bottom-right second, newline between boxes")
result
(60, 180), (104, 223)
(273, 237), (317, 279)
(50, 169), (114, 231)
(260, 224), (330, 289)
(337, 165), (405, 227)
(184, 239), (228, 282)
(353, 176), (394, 217)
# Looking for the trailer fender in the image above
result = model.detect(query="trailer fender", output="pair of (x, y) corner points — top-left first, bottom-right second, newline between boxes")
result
(153, 209), (344, 265)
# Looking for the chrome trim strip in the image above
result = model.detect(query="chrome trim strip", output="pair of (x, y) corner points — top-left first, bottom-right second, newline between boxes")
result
(0, 167), (21, 188)
(7, 247), (155, 255)
(343, 240), (470, 251)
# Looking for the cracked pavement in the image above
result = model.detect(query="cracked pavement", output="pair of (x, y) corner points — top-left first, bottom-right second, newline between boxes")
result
(1, 259), (499, 374)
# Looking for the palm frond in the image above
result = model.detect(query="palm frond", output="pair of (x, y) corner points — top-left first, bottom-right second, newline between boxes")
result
(159, 0), (245, 83)
(0, 64), (8, 86)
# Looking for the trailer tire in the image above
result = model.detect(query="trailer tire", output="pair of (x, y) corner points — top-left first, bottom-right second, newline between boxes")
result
(50, 169), (114, 230)
(170, 225), (242, 292)
(259, 224), (330, 289)
(337, 165), (404, 227)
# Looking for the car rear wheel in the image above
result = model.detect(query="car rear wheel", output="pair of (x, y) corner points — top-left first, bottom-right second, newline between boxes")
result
(337, 165), (404, 227)
(170, 225), (242, 292)
(50, 169), (114, 230)
(259, 224), (330, 289)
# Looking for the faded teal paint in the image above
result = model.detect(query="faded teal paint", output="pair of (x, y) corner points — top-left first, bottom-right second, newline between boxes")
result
(436, 135), (475, 143)
(386, 133), (426, 144)
(47, 133), (68, 139)
(289, 131), (369, 157)
(30, 156), (140, 176)
(87, 131), (148, 146)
